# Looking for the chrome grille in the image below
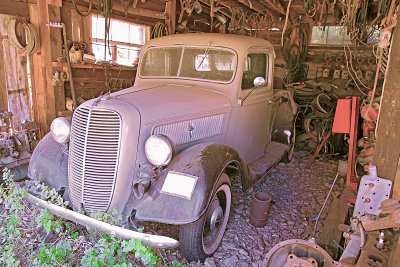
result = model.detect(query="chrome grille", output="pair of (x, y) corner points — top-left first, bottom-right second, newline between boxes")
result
(68, 106), (121, 212)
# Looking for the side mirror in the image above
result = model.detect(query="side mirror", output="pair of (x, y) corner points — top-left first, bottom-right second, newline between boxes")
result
(253, 76), (266, 88)
(239, 76), (267, 106)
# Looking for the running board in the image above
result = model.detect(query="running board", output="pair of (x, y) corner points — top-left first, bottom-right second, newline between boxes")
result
(248, 141), (289, 176)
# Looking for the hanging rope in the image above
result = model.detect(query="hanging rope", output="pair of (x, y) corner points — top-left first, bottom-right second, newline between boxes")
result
(7, 19), (40, 56)
(72, 0), (93, 17)
(96, 0), (113, 61)
(151, 22), (169, 39)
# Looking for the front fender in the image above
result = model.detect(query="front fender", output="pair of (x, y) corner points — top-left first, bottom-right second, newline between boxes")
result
(27, 133), (69, 198)
(131, 143), (247, 224)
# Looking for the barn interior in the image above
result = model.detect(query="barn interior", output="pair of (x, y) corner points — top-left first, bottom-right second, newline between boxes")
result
(0, 0), (400, 266)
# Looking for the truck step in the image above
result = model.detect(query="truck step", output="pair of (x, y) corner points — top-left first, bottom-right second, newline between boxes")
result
(248, 142), (289, 176)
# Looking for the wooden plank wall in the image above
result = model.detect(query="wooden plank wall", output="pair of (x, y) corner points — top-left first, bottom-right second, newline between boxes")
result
(374, 24), (400, 182)
(28, 1), (63, 136)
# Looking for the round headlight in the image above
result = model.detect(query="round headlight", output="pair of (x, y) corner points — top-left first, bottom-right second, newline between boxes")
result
(50, 117), (71, 144)
(144, 135), (173, 166)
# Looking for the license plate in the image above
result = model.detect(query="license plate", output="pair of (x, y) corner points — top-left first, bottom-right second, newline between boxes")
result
(160, 171), (198, 200)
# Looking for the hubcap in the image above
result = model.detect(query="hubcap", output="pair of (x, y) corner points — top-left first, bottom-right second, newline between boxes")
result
(210, 205), (223, 231)
(202, 181), (231, 255)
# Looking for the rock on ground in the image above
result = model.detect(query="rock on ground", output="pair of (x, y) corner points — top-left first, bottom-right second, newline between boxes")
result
(145, 151), (341, 266)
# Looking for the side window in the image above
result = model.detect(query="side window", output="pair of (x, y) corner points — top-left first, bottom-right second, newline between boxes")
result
(242, 53), (268, 90)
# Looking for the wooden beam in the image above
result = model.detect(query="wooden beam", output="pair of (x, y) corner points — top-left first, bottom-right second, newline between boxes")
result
(0, 32), (7, 112)
(165, 0), (176, 34)
(0, 0), (30, 18)
(317, 197), (348, 258)
(245, 0), (285, 15)
(62, 1), (158, 26)
(78, 0), (167, 19)
(394, 156), (400, 200)
(374, 23), (400, 181)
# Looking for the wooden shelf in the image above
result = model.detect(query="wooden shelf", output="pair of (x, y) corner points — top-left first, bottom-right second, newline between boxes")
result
(52, 61), (137, 71)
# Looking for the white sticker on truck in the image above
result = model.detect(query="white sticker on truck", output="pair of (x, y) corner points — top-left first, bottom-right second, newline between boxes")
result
(160, 171), (198, 200)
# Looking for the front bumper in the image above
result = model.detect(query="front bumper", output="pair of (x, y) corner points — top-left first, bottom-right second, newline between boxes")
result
(25, 193), (179, 249)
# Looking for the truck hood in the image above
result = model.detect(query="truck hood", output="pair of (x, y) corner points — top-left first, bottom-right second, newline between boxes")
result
(114, 84), (231, 123)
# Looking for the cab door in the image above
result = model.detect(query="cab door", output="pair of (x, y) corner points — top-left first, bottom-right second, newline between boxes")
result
(233, 49), (275, 163)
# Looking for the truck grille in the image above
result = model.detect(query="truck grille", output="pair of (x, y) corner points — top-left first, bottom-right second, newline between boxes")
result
(68, 106), (121, 212)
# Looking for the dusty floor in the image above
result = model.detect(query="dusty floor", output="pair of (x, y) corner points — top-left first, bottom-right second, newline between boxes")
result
(153, 150), (343, 266)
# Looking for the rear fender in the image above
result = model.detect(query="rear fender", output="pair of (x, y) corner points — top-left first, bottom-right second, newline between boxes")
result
(131, 143), (248, 224)
(27, 133), (69, 199)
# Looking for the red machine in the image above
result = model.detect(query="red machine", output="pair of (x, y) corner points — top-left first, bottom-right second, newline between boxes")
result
(332, 96), (360, 204)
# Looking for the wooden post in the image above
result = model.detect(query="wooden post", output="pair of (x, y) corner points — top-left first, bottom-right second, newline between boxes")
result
(0, 33), (8, 111)
(83, 15), (92, 54)
(28, 0), (63, 137)
(165, 0), (176, 35)
(394, 157), (400, 200)
(374, 23), (400, 182)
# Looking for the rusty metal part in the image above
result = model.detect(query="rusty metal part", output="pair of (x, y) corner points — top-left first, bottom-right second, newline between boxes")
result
(24, 192), (180, 248)
(249, 192), (272, 228)
(265, 239), (339, 267)
(1, 112), (39, 179)
(284, 254), (318, 267)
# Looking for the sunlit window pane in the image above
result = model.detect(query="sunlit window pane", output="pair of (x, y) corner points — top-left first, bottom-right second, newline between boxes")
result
(311, 26), (352, 45)
(91, 16), (146, 65)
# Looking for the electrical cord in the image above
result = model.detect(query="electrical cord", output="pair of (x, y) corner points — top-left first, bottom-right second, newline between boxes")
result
(313, 173), (339, 237)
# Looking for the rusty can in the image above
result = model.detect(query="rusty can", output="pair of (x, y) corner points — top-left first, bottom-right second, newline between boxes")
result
(250, 192), (272, 228)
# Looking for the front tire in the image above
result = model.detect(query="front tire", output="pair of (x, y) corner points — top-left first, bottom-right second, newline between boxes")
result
(179, 173), (231, 262)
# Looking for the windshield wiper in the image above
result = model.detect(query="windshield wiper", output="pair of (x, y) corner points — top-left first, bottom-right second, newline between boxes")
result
(196, 41), (212, 69)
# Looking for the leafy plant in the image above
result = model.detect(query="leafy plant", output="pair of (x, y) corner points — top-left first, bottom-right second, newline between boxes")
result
(0, 168), (183, 266)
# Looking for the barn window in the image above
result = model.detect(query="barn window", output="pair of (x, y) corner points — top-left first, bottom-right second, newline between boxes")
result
(91, 16), (148, 66)
(311, 26), (352, 45)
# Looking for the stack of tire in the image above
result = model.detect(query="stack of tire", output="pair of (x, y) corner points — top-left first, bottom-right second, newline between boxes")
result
(7, 19), (40, 56)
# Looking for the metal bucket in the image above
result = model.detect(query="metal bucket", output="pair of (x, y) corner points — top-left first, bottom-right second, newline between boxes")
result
(250, 192), (272, 228)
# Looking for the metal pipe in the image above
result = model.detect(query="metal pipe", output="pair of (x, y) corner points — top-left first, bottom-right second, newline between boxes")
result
(24, 193), (180, 248)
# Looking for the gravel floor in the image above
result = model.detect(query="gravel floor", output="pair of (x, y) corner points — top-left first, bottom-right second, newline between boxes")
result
(151, 150), (343, 266)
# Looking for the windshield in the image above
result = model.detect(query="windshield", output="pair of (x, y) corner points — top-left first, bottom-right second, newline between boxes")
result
(140, 46), (236, 82)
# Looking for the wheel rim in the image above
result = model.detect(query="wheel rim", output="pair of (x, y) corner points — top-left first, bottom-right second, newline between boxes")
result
(202, 183), (231, 255)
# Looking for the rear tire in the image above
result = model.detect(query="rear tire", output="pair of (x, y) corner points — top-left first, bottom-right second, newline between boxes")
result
(179, 173), (231, 262)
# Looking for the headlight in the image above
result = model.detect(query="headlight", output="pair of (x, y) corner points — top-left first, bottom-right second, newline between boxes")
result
(144, 135), (173, 166)
(50, 117), (71, 144)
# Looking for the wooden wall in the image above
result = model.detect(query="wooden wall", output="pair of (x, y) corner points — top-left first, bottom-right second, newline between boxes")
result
(374, 23), (400, 183)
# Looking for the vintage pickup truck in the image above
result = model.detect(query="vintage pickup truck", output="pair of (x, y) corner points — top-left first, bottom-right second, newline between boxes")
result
(27, 33), (296, 261)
